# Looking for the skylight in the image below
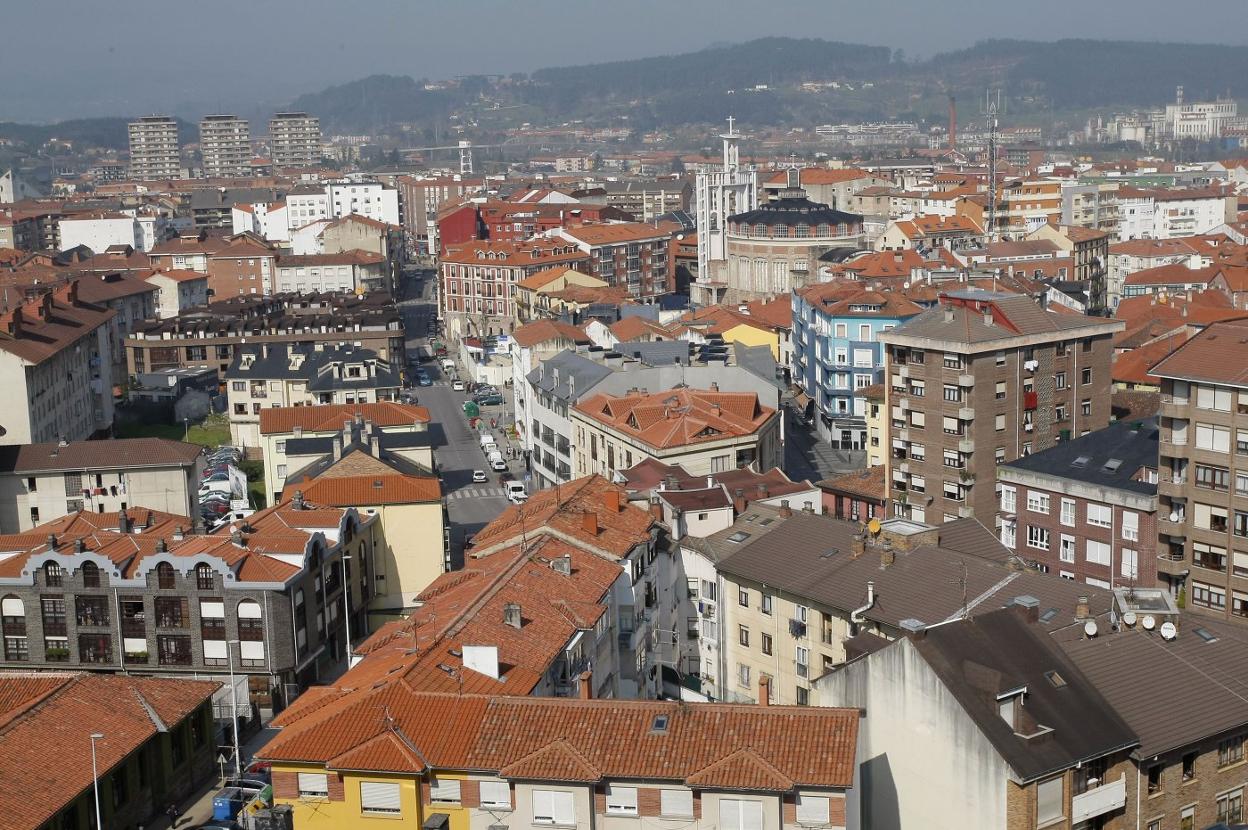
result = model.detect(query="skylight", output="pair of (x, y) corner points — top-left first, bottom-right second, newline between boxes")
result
(727, 531), (751, 544)
(1044, 670), (1067, 688)
(1101, 458), (1123, 474)
(1039, 608), (1059, 623)
(651, 714), (670, 733)
(1071, 456), (1091, 469)
(1194, 627), (1218, 643)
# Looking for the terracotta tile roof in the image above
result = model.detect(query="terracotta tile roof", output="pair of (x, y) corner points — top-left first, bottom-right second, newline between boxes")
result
(441, 239), (589, 268)
(609, 315), (675, 342)
(0, 437), (202, 474)
(575, 388), (775, 451)
(817, 465), (887, 502)
(1123, 263), (1218, 287)
(515, 266), (594, 291)
(468, 475), (653, 559)
(260, 402), (430, 434)
(0, 282), (116, 365)
(1059, 225), (1108, 243)
(765, 167), (874, 186)
(281, 473), (441, 506)
(1150, 317), (1248, 387)
(1111, 389), (1161, 421)
(144, 267), (208, 283)
(794, 284), (925, 319)
(560, 222), (671, 246)
(511, 319), (590, 349)
(1112, 332), (1189, 386)
(263, 691), (859, 790)
(0, 672), (215, 830)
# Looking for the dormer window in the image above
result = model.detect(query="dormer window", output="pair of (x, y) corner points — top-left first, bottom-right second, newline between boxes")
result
(997, 687), (1026, 729)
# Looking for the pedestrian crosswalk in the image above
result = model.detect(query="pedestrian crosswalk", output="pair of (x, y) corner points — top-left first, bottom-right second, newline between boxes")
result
(446, 486), (505, 501)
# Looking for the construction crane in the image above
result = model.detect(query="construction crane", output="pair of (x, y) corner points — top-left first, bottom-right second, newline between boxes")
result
(398, 137), (554, 174)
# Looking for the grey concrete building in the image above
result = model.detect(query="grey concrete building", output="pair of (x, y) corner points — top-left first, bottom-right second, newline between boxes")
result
(268, 112), (322, 168)
(199, 115), (252, 178)
(128, 115), (181, 180)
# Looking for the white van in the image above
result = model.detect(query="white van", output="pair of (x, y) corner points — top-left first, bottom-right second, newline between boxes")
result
(488, 450), (506, 471)
(440, 358), (455, 372)
(481, 441), (498, 456)
(505, 481), (528, 503)
(479, 433), (496, 448)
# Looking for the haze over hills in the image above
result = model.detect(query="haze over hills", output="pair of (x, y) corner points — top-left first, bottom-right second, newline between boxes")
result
(5, 37), (1248, 146)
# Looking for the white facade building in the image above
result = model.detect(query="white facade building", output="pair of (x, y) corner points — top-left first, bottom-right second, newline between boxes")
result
(693, 118), (759, 305)
(58, 214), (140, 254)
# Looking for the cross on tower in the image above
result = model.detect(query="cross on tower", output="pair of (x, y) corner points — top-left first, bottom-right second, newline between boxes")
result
(726, 116), (736, 135)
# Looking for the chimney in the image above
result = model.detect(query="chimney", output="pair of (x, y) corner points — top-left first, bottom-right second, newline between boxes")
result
(1076, 595), (1090, 620)
(778, 499), (793, 518)
(1014, 595), (1041, 624)
(551, 554), (572, 576)
(733, 487), (747, 514)
(802, 501), (814, 514)
(46, 534), (57, 551)
(578, 670), (593, 699)
(370, 435), (380, 457)
(602, 489), (622, 514)
(582, 511), (599, 536)
(503, 602), (522, 629)
(73, 539), (85, 554)
(709, 381), (719, 392)
(982, 309), (994, 327)
(649, 495), (664, 520)
(758, 674), (771, 707)
(155, 538), (168, 554)
(117, 510), (130, 534)
(173, 525), (185, 541)
(292, 490), (305, 511)
(232, 529), (245, 546)
(332, 435), (343, 462)
(851, 533), (866, 560)
(880, 542), (896, 569)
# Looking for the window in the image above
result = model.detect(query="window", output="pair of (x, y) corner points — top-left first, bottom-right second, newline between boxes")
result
(429, 778), (461, 803)
(943, 384), (961, 402)
(1146, 764), (1162, 795)
(1027, 526), (1050, 551)
(1196, 464), (1230, 491)
(738, 663), (751, 687)
(1027, 491), (1050, 514)
(1001, 520), (1016, 549)
(1193, 581), (1227, 610)
(1060, 535), (1076, 563)
(761, 633), (773, 655)
(1000, 485), (1016, 513)
(1121, 548), (1138, 580)
(1087, 503), (1111, 527)
(996, 351), (1006, 366)
(1219, 735), (1245, 767)
(995, 381), (1007, 399)
(1218, 789), (1244, 824)
(761, 594), (773, 615)
(1081, 367), (1092, 385)
(739, 625), (750, 647)
(605, 785), (638, 816)
(660, 790), (693, 818)
(360, 781), (401, 814)
(480, 781), (511, 810)
(195, 563), (214, 590)
(155, 562), (175, 590)
(533, 790), (575, 826)
(1121, 511), (1138, 541)
(1196, 423), (1232, 452)
(1180, 805), (1195, 830)
(720, 799), (764, 830)
(1058, 498), (1074, 526)
(297, 772), (329, 798)
(1086, 540), (1111, 567)
(796, 794), (830, 825)
(995, 414), (1006, 431)
(44, 562), (63, 588)
(739, 587), (749, 607)
(1036, 777), (1063, 825)
(1197, 385), (1232, 411)
(1081, 399), (1091, 417)
(1055, 372), (1066, 390)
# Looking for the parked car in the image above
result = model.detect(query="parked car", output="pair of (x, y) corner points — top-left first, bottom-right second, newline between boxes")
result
(488, 450), (506, 472)
(474, 393), (504, 406)
(471, 470), (488, 483)
(415, 373), (432, 387)
(505, 481), (528, 503)
(451, 379), (465, 391)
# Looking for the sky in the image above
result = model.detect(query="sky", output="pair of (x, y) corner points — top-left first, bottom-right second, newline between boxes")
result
(3, 0), (1247, 122)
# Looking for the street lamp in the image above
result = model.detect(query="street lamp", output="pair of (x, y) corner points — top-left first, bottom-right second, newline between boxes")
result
(342, 554), (358, 669)
(89, 732), (104, 830)
(183, 418), (190, 441)
(225, 639), (242, 779)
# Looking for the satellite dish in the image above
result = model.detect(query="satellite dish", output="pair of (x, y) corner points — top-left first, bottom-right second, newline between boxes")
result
(1122, 611), (1137, 627)
(1160, 621), (1177, 641)
(1169, 511), (1180, 523)
(1141, 615), (1156, 631)
(867, 518), (882, 535)
(1083, 619), (1098, 638)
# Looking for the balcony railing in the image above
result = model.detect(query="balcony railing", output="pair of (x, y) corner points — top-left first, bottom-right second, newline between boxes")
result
(1071, 775), (1127, 824)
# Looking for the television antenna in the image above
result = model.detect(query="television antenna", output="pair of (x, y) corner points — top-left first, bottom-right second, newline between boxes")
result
(984, 89), (1002, 243)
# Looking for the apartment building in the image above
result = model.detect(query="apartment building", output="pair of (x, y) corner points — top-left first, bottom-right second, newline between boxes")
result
(1027, 223), (1112, 314)
(0, 438), (203, 532)
(818, 607), (1137, 830)
(1150, 320), (1248, 621)
(144, 267), (209, 318)
(198, 115), (252, 178)
(555, 222), (675, 300)
(512, 267), (610, 324)
(762, 166), (888, 211)
(708, 505), (1112, 707)
(260, 690), (858, 830)
(791, 284), (922, 450)
(274, 250), (387, 294)
(224, 344), (403, 447)
(572, 388), (780, 480)
(258, 402), (431, 504)
(440, 239), (589, 340)
(147, 230), (277, 297)
(124, 292), (405, 381)
(0, 501), (380, 700)
(394, 174), (485, 255)
(0, 672), (216, 830)
(127, 115), (181, 180)
(0, 281), (116, 445)
(1001, 178), (1063, 235)
(879, 290), (1123, 524)
(1107, 238), (1204, 310)
(997, 418), (1159, 589)
(268, 112), (322, 168)
(1116, 186), (1235, 242)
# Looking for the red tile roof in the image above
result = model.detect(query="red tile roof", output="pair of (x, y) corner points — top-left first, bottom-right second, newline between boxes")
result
(1149, 317), (1248, 387)
(608, 315), (675, 342)
(575, 389), (774, 451)
(0, 437), (202, 473)
(0, 672), (215, 829)
(560, 222), (671, 246)
(260, 402), (430, 434)
(511, 319), (591, 349)
(765, 167), (874, 186)
(282, 473), (441, 506)
(0, 281), (116, 364)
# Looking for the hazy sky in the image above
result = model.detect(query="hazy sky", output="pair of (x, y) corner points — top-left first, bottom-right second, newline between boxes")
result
(3, 0), (1247, 122)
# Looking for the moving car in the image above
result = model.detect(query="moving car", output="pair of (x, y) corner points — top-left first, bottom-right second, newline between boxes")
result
(471, 470), (488, 483)
(505, 481), (528, 503)
(451, 379), (465, 391)
(415, 373), (432, 387)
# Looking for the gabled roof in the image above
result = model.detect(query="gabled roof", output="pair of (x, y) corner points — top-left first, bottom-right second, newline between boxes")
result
(511, 319), (590, 349)
(283, 473), (441, 506)
(560, 222), (671, 245)
(574, 388), (775, 451)
(0, 437), (202, 474)
(885, 290), (1122, 347)
(1149, 317), (1248, 387)
(260, 402), (429, 434)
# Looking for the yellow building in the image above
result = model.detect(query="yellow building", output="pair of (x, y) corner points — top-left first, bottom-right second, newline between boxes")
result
(861, 383), (887, 467)
(680, 297), (793, 366)
(284, 473), (447, 626)
(513, 265), (609, 323)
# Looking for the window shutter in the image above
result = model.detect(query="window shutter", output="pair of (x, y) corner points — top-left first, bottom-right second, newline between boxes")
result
(479, 780), (511, 809)
(360, 781), (401, 813)
(796, 794), (830, 824)
(742, 800), (764, 830)
(553, 791), (575, 824)
(430, 778), (461, 802)
(1, 597), (23, 616)
(660, 789), (693, 818)
(533, 789), (553, 822)
(297, 772), (328, 797)
(720, 798), (742, 830)
(200, 600), (225, 618)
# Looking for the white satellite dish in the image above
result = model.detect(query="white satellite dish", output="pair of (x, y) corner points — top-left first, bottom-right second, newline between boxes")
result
(1160, 621), (1177, 641)
(1122, 611), (1137, 627)
(1141, 615), (1156, 631)
(1083, 619), (1098, 638)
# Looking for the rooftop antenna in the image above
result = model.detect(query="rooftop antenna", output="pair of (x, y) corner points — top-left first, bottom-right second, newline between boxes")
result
(984, 89), (1001, 243)
(949, 560), (969, 620)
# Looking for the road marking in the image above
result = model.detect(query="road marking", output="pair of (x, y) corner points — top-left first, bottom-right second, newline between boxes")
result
(446, 487), (505, 501)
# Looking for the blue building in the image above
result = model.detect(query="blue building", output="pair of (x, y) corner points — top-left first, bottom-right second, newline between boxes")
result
(791, 285), (922, 449)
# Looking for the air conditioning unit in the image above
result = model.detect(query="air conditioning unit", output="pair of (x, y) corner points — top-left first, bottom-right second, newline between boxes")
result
(1023, 360), (1039, 372)
(1024, 423), (1034, 432)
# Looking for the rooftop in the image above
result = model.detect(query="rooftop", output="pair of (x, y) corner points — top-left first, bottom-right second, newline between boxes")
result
(0, 438), (201, 474)
(1149, 317), (1248, 388)
(574, 388), (775, 451)
(883, 291), (1123, 348)
(999, 417), (1159, 498)
(260, 402), (429, 435)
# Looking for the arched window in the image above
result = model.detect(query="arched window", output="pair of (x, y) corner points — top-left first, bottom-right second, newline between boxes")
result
(81, 562), (100, 588)
(195, 563), (214, 591)
(44, 562), (63, 588)
(237, 600), (263, 640)
(155, 562), (175, 590)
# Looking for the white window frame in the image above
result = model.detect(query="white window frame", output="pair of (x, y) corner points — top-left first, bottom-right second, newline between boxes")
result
(1026, 525), (1050, 551)
(1000, 485), (1016, 513)
(1086, 539), (1111, 567)
(1060, 498), (1075, 527)
(796, 794), (830, 825)
(720, 798), (765, 830)
(429, 777), (461, 804)
(533, 789), (576, 826)
(1027, 491), (1050, 514)
(1087, 503), (1111, 528)
(480, 781), (511, 810)
(1060, 534), (1076, 563)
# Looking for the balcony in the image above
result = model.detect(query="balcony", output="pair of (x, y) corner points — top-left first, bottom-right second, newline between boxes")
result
(1159, 396), (1189, 417)
(1157, 477), (1188, 499)
(1071, 775), (1126, 824)
(957, 374), (975, 387)
(957, 505), (975, 519)
(897, 365), (911, 379)
(958, 407), (975, 421)
(958, 438), (975, 454)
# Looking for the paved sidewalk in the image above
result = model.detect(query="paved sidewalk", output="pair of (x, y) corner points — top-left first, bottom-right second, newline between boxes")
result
(144, 726), (278, 829)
